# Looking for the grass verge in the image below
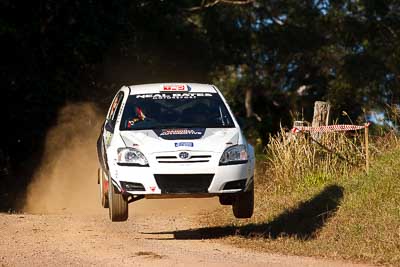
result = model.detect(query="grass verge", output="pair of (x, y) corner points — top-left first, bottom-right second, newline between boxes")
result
(197, 132), (400, 265)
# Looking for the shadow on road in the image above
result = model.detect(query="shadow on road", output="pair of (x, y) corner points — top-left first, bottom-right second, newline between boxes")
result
(144, 184), (344, 240)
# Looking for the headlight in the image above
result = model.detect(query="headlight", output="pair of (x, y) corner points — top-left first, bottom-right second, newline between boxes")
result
(219, 145), (248, 165)
(117, 148), (149, 167)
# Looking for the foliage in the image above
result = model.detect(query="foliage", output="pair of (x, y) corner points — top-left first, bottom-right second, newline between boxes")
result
(202, 129), (400, 265)
(1, 0), (400, 208)
(265, 129), (365, 187)
(196, 0), (400, 141)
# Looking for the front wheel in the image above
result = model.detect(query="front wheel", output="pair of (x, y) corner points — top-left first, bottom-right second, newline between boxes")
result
(108, 179), (128, 222)
(99, 169), (109, 208)
(232, 180), (254, 219)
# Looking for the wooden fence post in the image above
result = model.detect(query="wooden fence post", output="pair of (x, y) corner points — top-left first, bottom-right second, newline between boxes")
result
(312, 101), (331, 140)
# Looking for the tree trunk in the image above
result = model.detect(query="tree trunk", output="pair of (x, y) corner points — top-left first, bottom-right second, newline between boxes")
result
(245, 87), (253, 118)
(244, 87), (262, 121)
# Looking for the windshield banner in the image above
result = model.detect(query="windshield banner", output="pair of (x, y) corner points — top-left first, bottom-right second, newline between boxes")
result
(136, 93), (213, 100)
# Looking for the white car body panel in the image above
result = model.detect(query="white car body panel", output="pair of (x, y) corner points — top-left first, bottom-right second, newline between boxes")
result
(99, 83), (255, 198)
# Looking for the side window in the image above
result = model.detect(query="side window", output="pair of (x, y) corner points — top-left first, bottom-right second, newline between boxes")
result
(107, 92), (124, 122)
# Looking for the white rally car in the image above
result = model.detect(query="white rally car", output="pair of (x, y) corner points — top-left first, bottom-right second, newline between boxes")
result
(97, 83), (255, 221)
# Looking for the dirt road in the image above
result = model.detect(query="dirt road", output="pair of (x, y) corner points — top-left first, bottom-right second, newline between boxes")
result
(0, 198), (372, 267)
(0, 104), (372, 266)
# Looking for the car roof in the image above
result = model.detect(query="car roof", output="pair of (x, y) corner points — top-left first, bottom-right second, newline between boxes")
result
(127, 83), (217, 95)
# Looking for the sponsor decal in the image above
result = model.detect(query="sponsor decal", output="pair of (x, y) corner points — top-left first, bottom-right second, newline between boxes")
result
(161, 84), (190, 92)
(174, 142), (194, 147)
(160, 129), (202, 136)
(136, 93), (212, 100)
(153, 128), (206, 140)
(150, 186), (156, 192)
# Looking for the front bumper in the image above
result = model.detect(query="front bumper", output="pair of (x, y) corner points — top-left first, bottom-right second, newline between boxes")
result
(109, 157), (251, 196)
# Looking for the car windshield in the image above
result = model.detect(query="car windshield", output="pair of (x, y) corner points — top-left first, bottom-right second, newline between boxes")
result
(119, 92), (235, 130)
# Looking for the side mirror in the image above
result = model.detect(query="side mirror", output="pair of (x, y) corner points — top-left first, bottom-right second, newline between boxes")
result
(105, 120), (115, 133)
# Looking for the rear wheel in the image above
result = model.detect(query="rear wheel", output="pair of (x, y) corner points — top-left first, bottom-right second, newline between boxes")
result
(232, 180), (254, 219)
(108, 179), (128, 222)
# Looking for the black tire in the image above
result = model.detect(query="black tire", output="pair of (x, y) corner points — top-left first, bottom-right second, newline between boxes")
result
(108, 179), (128, 222)
(232, 180), (254, 219)
(99, 170), (109, 208)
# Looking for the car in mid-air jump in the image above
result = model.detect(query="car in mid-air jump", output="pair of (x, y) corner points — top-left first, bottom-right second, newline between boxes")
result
(97, 83), (255, 221)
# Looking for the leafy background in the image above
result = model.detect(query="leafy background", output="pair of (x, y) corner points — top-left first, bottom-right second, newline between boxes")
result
(1, 0), (399, 209)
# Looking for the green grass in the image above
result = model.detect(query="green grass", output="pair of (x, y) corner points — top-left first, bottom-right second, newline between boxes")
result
(201, 137), (400, 266)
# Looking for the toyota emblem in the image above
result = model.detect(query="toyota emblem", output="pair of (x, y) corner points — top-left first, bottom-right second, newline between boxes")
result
(178, 152), (190, 160)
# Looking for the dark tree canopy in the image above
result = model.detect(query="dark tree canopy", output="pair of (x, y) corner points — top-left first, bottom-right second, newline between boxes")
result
(1, 0), (400, 209)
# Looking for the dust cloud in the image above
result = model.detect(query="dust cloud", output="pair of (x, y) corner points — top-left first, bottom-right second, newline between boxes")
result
(24, 103), (104, 214)
(23, 102), (220, 216)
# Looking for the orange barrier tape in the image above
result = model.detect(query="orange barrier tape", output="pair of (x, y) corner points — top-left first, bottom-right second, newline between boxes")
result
(291, 122), (371, 133)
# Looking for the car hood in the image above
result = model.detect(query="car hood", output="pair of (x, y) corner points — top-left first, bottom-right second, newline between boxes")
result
(119, 128), (239, 153)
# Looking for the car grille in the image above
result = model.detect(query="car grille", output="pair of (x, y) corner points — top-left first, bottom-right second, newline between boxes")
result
(155, 155), (211, 164)
(154, 174), (214, 193)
